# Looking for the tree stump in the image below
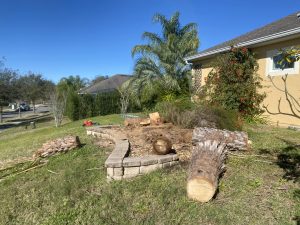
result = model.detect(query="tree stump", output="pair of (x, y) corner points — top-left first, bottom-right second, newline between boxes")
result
(152, 137), (172, 155)
(187, 140), (227, 202)
(192, 127), (249, 151)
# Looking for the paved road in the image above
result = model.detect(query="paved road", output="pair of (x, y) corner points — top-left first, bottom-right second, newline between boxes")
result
(0, 105), (51, 133)
(2, 105), (50, 120)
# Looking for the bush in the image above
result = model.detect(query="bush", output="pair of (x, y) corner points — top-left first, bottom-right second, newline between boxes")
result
(156, 101), (242, 131)
(203, 47), (266, 118)
(95, 91), (121, 116)
(65, 91), (80, 121)
(79, 94), (96, 119)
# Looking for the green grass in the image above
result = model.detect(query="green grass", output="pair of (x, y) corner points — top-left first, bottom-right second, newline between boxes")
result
(0, 114), (123, 167)
(0, 117), (299, 225)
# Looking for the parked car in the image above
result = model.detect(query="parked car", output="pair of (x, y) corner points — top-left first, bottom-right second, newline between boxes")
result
(18, 103), (30, 111)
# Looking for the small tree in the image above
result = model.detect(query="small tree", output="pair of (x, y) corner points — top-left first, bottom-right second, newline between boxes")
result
(50, 90), (67, 127)
(18, 73), (54, 113)
(118, 82), (131, 117)
(0, 63), (19, 122)
(203, 47), (266, 118)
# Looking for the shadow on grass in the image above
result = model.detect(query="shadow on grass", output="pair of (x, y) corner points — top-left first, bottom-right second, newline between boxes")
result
(276, 138), (300, 183)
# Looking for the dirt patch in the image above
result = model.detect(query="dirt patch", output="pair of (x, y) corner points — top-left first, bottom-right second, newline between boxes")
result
(94, 124), (193, 162)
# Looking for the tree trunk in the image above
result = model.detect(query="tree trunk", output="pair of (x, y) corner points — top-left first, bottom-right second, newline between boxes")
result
(0, 105), (3, 123)
(19, 106), (21, 118)
(192, 127), (249, 151)
(187, 140), (227, 202)
(33, 100), (36, 113)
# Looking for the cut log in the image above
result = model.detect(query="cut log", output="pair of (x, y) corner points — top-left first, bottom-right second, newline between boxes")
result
(152, 137), (172, 155)
(192, 127), (249, 151)
(187, 140), (227, 202)
(149, 112), (162, 125)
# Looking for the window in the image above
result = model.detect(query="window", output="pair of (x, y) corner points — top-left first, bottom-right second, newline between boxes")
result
(266, 49), (299, 76)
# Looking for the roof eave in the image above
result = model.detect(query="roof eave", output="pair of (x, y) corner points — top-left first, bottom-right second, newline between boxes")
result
(186, 27), (300, 62)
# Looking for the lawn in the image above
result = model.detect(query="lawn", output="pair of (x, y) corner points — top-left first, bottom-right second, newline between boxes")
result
(0, 115), (299, 225)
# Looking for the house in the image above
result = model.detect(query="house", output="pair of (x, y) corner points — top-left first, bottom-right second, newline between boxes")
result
(186, 11), (300, 127)
(79, 74), (131, 95)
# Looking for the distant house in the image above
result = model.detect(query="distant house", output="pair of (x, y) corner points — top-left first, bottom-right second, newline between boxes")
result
(185, 11), (300, 127)
(79, 74), (131, 95)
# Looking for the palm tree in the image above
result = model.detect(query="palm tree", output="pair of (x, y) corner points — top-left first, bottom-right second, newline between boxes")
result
(130, 12), (199, 103)
(58, 75), (89, 92)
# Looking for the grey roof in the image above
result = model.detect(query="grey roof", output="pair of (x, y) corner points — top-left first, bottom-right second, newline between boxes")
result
(187, 11), (300, 61)
(80, 74), (131, 94)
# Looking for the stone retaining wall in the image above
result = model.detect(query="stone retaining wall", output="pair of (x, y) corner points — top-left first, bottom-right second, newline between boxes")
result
(87, 126), (179, 181)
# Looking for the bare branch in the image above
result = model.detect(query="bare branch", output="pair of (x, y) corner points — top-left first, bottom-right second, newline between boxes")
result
(264, 74), (300, 120)
(50, 91), (67, 127)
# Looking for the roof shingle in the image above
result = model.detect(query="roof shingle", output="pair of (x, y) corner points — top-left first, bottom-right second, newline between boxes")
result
(188, 11), (300, 61)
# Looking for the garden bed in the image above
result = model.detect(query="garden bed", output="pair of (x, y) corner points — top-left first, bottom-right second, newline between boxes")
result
(92, 124), (193, 162)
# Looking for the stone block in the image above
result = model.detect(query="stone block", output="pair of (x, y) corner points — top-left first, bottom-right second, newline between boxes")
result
(113, 167), (124, 176)
(109, 151), (126, 158)
(157, 154), (174, 163)
(107, 167), (114, 177)
(140, 164), (160, 174)
(124, 166), (140, 176)
(123, 157), (141, 167)
(140, 156), (159, 166)
(105, 158), (122, 168)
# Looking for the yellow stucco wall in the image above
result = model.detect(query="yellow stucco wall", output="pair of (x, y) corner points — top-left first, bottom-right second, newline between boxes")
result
(192, 38), (300, 127)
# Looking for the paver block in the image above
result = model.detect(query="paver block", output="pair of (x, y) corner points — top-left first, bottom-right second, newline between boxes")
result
(140, 164), (160, 174)
(123, 157), (142, 167)
(105, 158), (122, 168)
(157, 154), (174, 163)
(124, 166), (140, 176)
(114, 167), (124, 176)
(140, 156), (159, 166)
(107, 167), (114, 176)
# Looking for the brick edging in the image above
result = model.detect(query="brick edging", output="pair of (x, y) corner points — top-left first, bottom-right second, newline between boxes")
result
(87, 126), (179, 181)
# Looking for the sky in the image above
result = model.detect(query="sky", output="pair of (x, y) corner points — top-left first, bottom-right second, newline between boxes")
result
(0, 0), (300, 83)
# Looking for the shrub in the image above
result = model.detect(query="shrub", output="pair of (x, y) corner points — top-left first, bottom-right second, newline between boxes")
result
(157, 101), (242, 131)
(65, 91), (80, 121)
(79, 94), (96, 119)
(203, 47), (266, 118)
(94, 91), (121, 116)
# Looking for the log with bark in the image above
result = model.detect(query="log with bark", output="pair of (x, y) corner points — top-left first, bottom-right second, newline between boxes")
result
(187, 140), (227, 202)
(192, 127), (249, 151)
(187, 127), (249, 202)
